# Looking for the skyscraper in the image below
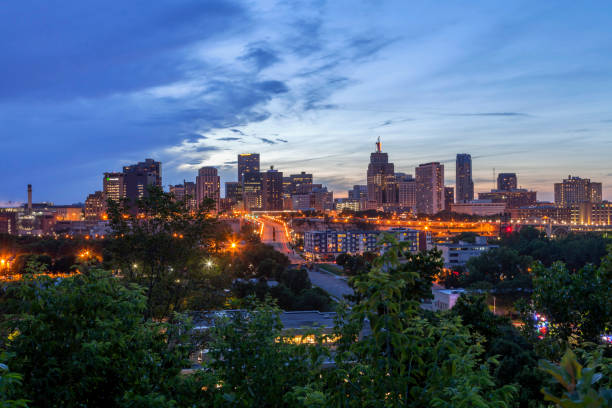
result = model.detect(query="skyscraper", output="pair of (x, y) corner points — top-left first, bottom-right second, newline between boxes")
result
(416, 162), (445, 215)
(262, 166), (284, 211)
(397, 175), (416, 211)
(196, 167), (220, 212)
(455, 154), (474, 203)
(103, 172), (125, 202)
(554, 175), (602, 207)
(238, 153), (262, 211)
(238, 153), (260, 184)
(497, 173), (518, 191)
(123, 158), (161, 187)
(85, 191), (106, 220)
(225, 181), (240, 203)
(367, 137), (396, 210)
(444, 187), (454, 211)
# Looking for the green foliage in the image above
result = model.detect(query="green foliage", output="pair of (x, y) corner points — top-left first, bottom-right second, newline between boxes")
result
(307, 236), (517, 407)
(539, 349), (612, 407)
(106, 185), (220, 319)
(2, 270), (198, 408)
(203, 303), (327, 407)
(526, 252), (612, 347)
(0, 353), (28, 408)
(462, 247), (533, 290)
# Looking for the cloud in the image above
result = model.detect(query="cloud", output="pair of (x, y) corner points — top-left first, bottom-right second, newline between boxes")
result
(240, 42), (281, 70)
(452, 112), (530, 117)
(257, 137), (277, 144)
(230, 129), (246, 135)
(217, 137), (242, 141)
(256, 80), (289, 94)
(276, 138), (288, 143)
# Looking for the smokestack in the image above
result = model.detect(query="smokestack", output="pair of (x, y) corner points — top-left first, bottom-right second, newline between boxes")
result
(27, 184), (32, 212)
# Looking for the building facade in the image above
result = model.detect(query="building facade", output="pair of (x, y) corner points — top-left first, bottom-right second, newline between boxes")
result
(367, 138), (396, 210)
(444, 187), (454, 211)
(478, 189), (537, 208)
(455, 154), (474, 203)
(196, 167), (220, 212)
(497, 173), (518, 191)
(262, 167), (284, 211)
(554, 175), (602, 207)
(416, 162), (444, 215)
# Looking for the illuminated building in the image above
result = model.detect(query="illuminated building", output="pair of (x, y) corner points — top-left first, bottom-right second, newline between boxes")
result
(0, 210), (17, 235)
(366, 137), (396, 210)
(444, 187), (454, 211)
(437, 236), (498, 268)
(225, 181), (240, 203)
(85, 191), (106, 220)
(416, 162), (444, 215)
(289, 172), (313, 195)
(450, 201), (506, 216)
(397, 175), (416, 212)
(509, 205), (572, 223)
(478, 189), (536, 209)
(123, 159), (161, 188)
(334, 199), (361, 212)
(262, 166), (283, 211)
(237, 153), (260, 184)
(291, 186), (333, 212)
(572, 202), (612, 225)
(184, 181), (197, 210)
(554, 175), (602, 207)
(497, 173), (517, 190)
(304, 228), (431, 258)
(455, 154), (474, 203)
(169, 184), (186, 201)
(52, 205), (84, 221)
(103, 172), (125, 202)
(348, 185), (368, 200)
(196, 167), (220, 212)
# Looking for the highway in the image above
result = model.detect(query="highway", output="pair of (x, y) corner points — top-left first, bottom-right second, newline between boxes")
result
(257, 216), (353, 300)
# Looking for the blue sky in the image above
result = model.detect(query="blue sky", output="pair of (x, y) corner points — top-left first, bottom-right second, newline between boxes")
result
(1, 0), (611, 204)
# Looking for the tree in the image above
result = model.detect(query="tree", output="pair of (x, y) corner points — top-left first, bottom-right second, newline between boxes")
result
(105, 186), (219, 319)
(0, 353), (27, 408)
(302, 236), (517, 407)
(539, 349), (612, 407)
(463, 247), (533, 289)
(2, 270), (199, 407)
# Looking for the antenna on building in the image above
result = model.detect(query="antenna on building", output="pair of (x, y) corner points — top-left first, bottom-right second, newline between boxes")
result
(375, 136), (381, 153)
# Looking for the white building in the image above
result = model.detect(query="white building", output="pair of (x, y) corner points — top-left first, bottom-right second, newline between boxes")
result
(437, 236), (497, 268)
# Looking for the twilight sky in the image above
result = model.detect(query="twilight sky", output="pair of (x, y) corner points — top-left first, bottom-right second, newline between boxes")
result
(1, 0), (611, 205)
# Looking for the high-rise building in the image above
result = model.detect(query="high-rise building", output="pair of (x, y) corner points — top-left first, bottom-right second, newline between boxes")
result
(554, 175), (602, 207)
(289, 172), (313, 195)
(397, 175), (416, 211)
(169, 184), (186, 202)
(225, 182), (240, 203)
(478, 189), (537, 208)
(367, 138), (396, 210)
(262, 166), (284, 211)
(238, 153), (260, 184)
(416, 162), (445, 215)
(196, 167), (220, 212)
(455, 154), (474, 203)
(103, 172), (125, 203)
(85, 191), (106, 220)
(497, 173), (517, 191)
(444, 187), (454, 211)
(123, 159), (162, 187)
(348, 185), (368, 200)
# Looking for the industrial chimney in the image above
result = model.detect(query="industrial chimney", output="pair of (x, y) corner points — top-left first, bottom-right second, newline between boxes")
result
(27, 184), (32, 213)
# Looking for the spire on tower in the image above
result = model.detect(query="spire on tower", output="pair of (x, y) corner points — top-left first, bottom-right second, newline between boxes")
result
(375, 136), (381, 153)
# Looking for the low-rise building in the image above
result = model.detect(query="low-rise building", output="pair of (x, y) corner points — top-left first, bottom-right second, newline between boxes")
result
(437, 236), (497, 268)
(450, 200), (507, 216)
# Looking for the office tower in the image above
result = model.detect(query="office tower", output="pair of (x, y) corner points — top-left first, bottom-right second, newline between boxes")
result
(85, 191), (106, 220)
(123, 159), (162, 187)
(225, 182), (240, 203)
(184, 181), (197, 210)
(169, 184), (186, 202)
(196, 167), (220, 212)
(262, 166), (284, 211)
(554, 175), (602, 207)
(455, 154), (474, 203)
(103, 172), (125, 202)
(497, 173), (518, 191)
(289, 172), (313, 194)
(348, 185), (368, 200)
(397, 175), (416, 210)
(478, 189), (537, 209)
(238, 153), (260, 184)
(416, 162), (445, 215)
(367, 137), (396, 210)
(444, 187), (455, 211)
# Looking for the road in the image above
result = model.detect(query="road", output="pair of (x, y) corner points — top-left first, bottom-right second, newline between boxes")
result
(257, 216), (353, 301)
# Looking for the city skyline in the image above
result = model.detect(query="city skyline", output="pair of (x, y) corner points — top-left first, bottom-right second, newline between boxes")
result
(2, 1), (612, 204)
